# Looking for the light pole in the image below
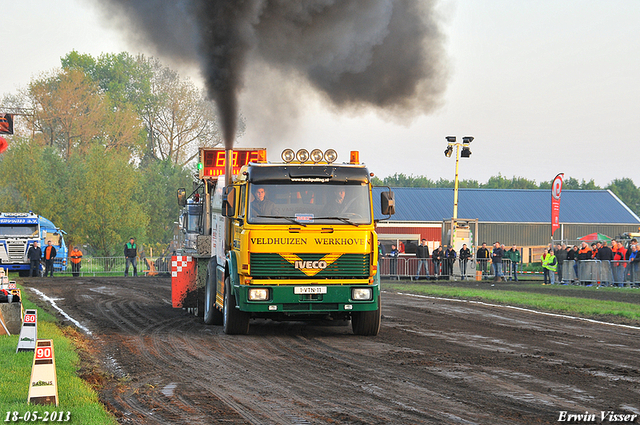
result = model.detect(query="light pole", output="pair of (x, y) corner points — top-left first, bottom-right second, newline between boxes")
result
(444, 136), (474, 245)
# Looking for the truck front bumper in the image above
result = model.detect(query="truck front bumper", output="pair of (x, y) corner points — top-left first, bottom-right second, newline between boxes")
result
(235, 282), (380, 314)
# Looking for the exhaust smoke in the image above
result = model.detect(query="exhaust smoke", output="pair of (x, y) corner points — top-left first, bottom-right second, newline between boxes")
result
(94, 0), (448, 148)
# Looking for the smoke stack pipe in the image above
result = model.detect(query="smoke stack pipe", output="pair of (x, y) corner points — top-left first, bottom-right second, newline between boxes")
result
(224, 147), (234, 253)
(225, 148), (233, 189)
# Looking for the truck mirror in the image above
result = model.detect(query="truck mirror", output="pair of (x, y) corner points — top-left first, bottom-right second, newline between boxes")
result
(381, 190), (395, 216)
(222, 187), (236, 217)
(177, 188), (187, 207)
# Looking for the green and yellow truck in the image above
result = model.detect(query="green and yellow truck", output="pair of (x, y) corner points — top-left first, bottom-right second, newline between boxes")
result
(172, 147), (394, 335)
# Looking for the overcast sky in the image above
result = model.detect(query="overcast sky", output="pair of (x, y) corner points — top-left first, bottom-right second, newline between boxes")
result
(2, 1), (639, 187)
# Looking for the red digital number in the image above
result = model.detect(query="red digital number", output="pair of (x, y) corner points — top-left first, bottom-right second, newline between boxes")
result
(24, 314), (36, 323)
(215, 151), (225, 167)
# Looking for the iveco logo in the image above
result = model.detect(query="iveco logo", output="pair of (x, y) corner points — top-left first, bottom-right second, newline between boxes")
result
(294, 260), (327, 270)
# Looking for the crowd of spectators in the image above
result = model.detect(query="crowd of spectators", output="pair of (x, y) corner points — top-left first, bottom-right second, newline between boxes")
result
(380, 237), (640, 287)
(548, 239), (640, 287)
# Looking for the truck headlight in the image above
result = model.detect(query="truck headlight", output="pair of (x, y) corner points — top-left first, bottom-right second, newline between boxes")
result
(352, 288), (372, 301)
(249, 288), (270, 301)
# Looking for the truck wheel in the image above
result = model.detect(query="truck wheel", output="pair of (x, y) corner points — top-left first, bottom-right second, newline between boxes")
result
(204, 263), (223, 325)
(351, 298), (381, 336)
(223, 276), (250, 335)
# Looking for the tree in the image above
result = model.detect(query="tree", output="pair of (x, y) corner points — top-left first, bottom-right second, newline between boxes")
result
(27, 68), (144, 161)
(62, 52), (235, 166)
(607, 178), (640, 216)
(66, 144), (148, 256)
(0, 137), (68, 223)
(143, 59), (227, 166)
(138, 159), (193, 244)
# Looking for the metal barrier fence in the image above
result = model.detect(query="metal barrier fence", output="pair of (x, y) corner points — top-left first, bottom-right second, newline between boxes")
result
(40, 257), (171, 277)
(380, 257), (518, 281)
(560, 259), (640, 287)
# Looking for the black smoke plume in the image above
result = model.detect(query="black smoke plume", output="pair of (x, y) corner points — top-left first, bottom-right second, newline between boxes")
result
(95, 0), (448, 149)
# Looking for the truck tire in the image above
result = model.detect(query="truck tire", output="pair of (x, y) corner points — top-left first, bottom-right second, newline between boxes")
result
(204, 261), (223, 325)
(351, 298), (381, 336)
(223, 276), (250, 335)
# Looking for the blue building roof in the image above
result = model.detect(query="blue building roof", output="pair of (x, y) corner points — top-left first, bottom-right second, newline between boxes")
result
(372, 188), (640, 224)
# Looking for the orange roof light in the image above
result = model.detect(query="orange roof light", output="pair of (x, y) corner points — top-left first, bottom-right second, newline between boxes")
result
(350, 151), (359, 164)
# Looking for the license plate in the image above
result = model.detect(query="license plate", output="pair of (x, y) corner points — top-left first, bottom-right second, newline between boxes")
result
(294, 286), (327, 294)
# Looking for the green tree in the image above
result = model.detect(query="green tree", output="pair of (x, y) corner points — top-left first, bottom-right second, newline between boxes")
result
(62, 51), (233, 166)
(139, 159), (193, 244)
(607, 178), (640, 216)
(0, 137), (67, 222)
(67, 144), (148, 256)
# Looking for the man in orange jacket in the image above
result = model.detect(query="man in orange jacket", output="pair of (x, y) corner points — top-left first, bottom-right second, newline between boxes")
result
(43, 240), (57, 277)
(70, 246), (83, 277)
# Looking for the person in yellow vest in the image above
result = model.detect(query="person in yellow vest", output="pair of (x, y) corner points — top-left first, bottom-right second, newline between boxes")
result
(43, 240), (57, 277)
(542, 248), (558, 285)
(69, 246), (83, 277)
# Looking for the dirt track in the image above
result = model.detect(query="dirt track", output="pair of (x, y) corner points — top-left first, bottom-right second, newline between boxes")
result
(20, 277), (640, 424)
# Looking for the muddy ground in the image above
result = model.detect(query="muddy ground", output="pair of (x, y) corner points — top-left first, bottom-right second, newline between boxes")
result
(19, 276), (640, 424)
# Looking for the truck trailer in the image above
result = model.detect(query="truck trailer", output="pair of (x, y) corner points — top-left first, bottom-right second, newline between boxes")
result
(172, 147), (394, 335)
(0, 212), (68, 276)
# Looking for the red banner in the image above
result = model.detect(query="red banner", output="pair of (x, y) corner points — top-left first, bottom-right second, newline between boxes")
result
(551, 173), (564, 236)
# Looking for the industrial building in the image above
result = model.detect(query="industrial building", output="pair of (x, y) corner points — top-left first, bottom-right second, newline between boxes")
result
(373, 187), (640, 262)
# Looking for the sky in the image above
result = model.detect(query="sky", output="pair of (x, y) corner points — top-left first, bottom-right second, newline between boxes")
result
(2, 1), (639, 187)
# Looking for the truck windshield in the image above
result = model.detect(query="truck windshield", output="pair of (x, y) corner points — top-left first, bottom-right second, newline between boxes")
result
(0, 225), (38, 237)
(247, 183), (371, 225)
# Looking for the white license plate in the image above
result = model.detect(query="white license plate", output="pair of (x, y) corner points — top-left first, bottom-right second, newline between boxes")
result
(294, 286), (327, 295)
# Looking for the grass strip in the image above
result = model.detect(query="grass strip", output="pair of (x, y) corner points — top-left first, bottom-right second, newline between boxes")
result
(383, 283), (640, 322)
(0, 286), (116, 424)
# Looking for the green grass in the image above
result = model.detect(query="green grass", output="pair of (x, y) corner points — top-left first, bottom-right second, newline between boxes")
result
(0, 288), (116, 423)
(383, 283), (640, 322)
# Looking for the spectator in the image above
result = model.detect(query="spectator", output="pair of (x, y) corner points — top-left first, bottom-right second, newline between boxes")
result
(124, 237), (138, 277)
(507, 244), (521, 281)
(415, 239), (430, 280)
(595, 241), (613, 286)
(491, 242), (504, 282)
(577, 242), (593, 285)
(542, 248), (558, 285)
(476, 243), (490, 278)
(432, 246), (443, 278)
(69, 246), (83, 277)
(571, 245), (579, 280)
(626, 244), (638, 284)
(27, 241), (42, 277)
(43, 240), (57, 277)
(611, 240), (626, 287)
(388, 244), (399, 278)
(555, 243), (567, 283)
(444, 246), (456, 279)
(566, 245), (576, 282)
(459, 244), (471, 280)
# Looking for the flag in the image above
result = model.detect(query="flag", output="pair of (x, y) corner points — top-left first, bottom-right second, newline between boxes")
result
(551, 173), (564, 236)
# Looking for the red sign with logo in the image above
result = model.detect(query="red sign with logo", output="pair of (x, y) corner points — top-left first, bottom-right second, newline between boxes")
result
(551, 173), (564, 236)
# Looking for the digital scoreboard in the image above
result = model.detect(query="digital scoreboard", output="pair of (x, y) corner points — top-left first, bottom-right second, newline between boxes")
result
(199, 148), (266, 178)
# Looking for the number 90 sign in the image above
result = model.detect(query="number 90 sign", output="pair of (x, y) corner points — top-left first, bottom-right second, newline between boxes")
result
(36, 347), (53, 360)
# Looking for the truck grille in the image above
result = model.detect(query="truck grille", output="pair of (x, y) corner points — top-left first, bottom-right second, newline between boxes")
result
(7, 242), (26, 262)
(250, 253), (369, 279)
